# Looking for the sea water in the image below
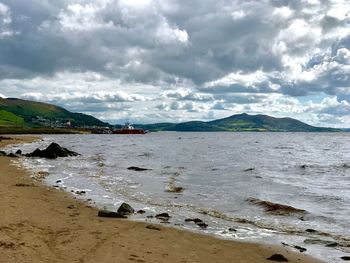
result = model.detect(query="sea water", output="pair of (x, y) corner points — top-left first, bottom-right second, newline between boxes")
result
(6, 132), (350, 262)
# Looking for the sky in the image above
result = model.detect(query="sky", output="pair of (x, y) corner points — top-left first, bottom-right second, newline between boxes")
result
(0, 0), (349, 127)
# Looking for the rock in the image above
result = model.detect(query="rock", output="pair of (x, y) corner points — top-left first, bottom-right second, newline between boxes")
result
(293, 245), (307, 253)
(75, 191), (86, 195)
(0, 151), (6, 156)
(67, 204), (77, 209)
(305, 228), (317, 233)
(117, 202), (135, 215)
(266, 254), (288, 262)
(15, 149), (22, 155)
(26, 143), (79, 159)
(146, 225), (161, 231)
(97, 210), (127, 218)
(56, 180), (62, 183)
(137, 210), (146, 214)
(228, 228), (237, 232)
(243, 168), (255, 172)
(127, 166), (151, 171)
(155, 213), (170, 219)
(300, 164), (307, 169)
(341, 256), (350, 261)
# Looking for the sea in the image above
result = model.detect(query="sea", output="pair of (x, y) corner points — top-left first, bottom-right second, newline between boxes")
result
(5, 132), (350, 263)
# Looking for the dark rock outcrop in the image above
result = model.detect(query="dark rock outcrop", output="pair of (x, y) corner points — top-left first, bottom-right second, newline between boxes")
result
(117, 202), (134, 215)
(25, 143), (79, 159)
(185, 218), (203, 224)
(97, 210), (127, 218)
(341, 256), (350, 261)
(266, 254), (288, 262)
(0, 151), (7, 156)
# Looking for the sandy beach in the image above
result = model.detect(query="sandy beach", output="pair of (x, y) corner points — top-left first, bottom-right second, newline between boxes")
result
(0, 136), (324, 263)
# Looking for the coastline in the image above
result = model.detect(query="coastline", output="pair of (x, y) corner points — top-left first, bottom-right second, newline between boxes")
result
(0, 136), (324, 263)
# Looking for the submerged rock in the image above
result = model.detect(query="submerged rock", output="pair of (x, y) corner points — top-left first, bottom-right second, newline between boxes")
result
(97, 210), (127, 218)
(117, 202), (134, 215)
(25, 142), (79, 159)
(266, 254), (288, 262)
(243, 168), (255, 172)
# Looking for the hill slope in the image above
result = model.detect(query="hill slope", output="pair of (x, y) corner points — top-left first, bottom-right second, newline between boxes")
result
(0, 98), (107, 127)
(138, 113), (337, 132)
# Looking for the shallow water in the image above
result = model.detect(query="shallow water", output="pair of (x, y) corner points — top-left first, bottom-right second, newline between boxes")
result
(6, 132), (350, 262)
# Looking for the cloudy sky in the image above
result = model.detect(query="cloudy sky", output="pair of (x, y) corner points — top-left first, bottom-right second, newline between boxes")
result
(0, 0), (349, 126)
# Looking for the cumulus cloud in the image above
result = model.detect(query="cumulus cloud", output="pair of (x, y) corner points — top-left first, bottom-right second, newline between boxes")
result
(0, 0), (349, 126)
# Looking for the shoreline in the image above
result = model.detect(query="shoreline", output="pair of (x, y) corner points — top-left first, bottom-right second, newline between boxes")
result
(0, 136), (324, 263)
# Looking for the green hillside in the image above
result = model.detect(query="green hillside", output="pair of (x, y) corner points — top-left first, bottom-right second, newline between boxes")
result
(138, 113), (338, 132)
(0, 98), (108, 127)
(0, 109), (25, 126)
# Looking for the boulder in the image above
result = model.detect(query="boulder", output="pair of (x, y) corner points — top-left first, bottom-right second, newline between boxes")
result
(117, 202), (135, 215)
(97, 210), (127, 218)
(26, 143), (79, 159)
(15, 149), (22, 155)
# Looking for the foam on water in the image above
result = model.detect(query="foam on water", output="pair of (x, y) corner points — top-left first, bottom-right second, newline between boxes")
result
(5, 132), (350, 262)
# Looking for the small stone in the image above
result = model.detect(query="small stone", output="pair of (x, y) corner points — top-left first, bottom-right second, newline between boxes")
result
(243, 168), (255, 172)
(266, 254), (288, 262)
(67, 204), (77, 209)
(228, 228), (237, 232)
(56, 180), (62, 183)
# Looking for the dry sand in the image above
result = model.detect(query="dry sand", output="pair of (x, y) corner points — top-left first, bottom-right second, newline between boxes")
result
(0, 136), (324, 263)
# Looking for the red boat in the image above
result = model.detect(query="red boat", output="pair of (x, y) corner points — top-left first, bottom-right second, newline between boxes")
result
(112, 122), (147, 134)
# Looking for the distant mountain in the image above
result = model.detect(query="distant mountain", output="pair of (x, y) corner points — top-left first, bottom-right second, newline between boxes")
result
(137, 113), (338, 132)
(0, 97), (108, 127)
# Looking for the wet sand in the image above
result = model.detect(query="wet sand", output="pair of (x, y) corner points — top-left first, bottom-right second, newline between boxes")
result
(0, 136), (324, 263)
